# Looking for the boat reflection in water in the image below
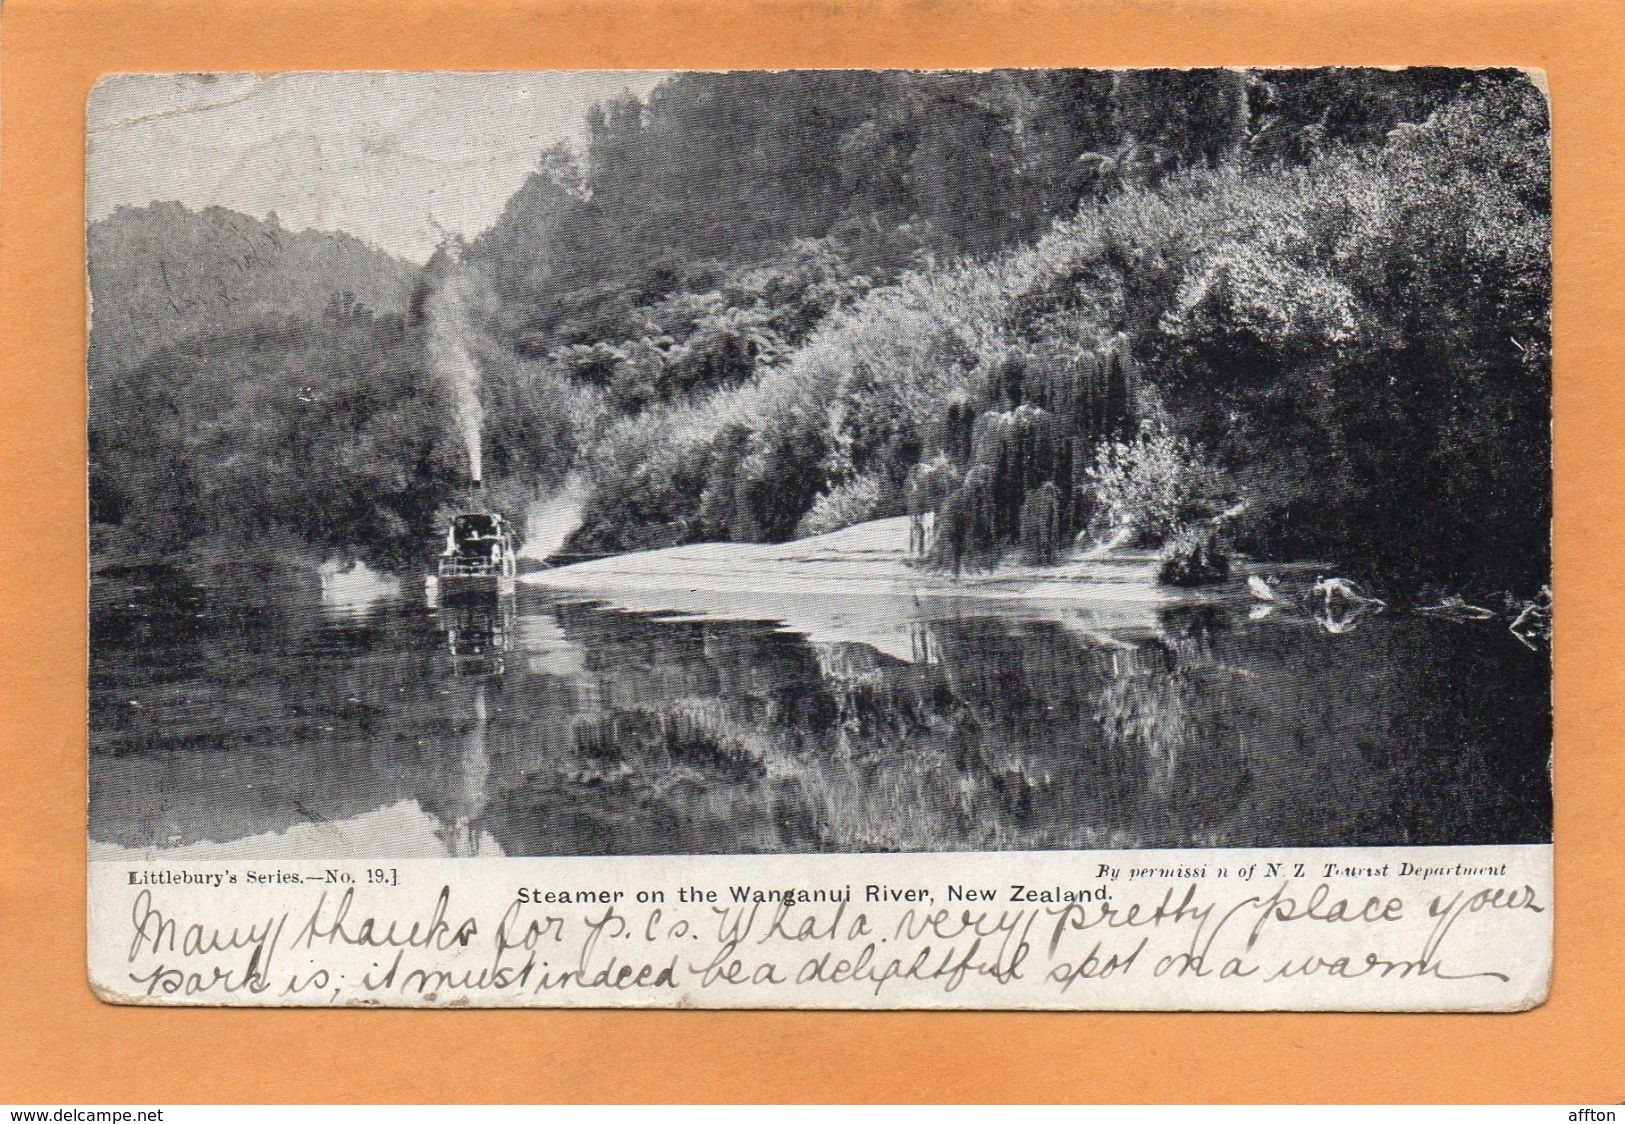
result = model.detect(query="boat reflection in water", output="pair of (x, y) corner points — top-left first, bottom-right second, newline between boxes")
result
(421, 509), (520, 852)
(431, 587), (514, 856)
(427, 582), (517, 679)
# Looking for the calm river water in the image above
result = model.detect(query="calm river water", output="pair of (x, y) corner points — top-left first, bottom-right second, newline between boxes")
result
(89, 562), (1551, 858)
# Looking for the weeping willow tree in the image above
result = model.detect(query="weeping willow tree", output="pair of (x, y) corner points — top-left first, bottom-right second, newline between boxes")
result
(912, 336), (1140, 570)
(1019, 481), (1064, 565)
(1024, 334), (1140, 453)
(929, 465), (1000, 574)
(906, 454), (962, 558)
(970, 404), (1066, 540)
(935, 393), (977, 465)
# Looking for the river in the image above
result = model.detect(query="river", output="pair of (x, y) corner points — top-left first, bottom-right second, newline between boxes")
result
(89, 553), (1551, 859)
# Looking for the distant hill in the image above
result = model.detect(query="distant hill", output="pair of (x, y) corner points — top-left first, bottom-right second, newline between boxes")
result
(88, 202), (418, 376)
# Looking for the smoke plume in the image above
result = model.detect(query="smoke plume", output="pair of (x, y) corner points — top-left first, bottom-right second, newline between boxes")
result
(424, 241), (485, 484)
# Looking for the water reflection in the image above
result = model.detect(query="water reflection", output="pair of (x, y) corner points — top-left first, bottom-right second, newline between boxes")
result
(89, 562), (1551, 859)
(318, 560), (401, 619)
(433, 588), (517, 678)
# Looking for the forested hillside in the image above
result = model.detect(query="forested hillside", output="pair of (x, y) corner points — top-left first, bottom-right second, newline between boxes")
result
(88, 203), (418, 377)
(90, 68), (1550, 598)
(467, 68), (1470, 400)
(88, 208), (570, 569)
(488, 68), (1545, 597)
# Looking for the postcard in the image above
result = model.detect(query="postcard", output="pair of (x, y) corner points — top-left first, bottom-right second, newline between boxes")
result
(85, 68), (1552, 1009)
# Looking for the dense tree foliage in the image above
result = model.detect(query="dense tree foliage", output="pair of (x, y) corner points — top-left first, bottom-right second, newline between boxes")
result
(563, 71), (1548, 598)
(89, 209), (580, 570)
(92, 68), (1548, 598)
(90, 296), (578, 570)
(468, 68), (1317, 396)
(93, 306), (444, 567)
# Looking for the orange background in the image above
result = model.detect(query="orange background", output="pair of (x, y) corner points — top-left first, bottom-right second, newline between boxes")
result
(2, 0), (1620, 1104)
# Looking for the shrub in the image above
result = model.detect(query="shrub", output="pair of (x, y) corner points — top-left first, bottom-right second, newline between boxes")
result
(796, 473), (883, 538)
(1157, 524), (1231, 586)
(568, 391), (741, 554)
(1086, 422), (1231, 546)
(968, 404), (1071, 543)
(697, 422), (758, 542)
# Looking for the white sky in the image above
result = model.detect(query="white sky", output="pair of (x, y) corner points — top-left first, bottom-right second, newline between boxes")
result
(87, 72), (669, 262)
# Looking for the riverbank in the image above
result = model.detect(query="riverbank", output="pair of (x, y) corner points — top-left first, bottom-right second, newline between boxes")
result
(524, 516), (1317, 661)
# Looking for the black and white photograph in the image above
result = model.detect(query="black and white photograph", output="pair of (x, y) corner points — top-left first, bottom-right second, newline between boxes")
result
(87, 67), (1552, 867)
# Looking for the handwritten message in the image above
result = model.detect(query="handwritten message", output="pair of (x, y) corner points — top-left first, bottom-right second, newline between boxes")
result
(89, 846), (1551, 1011)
